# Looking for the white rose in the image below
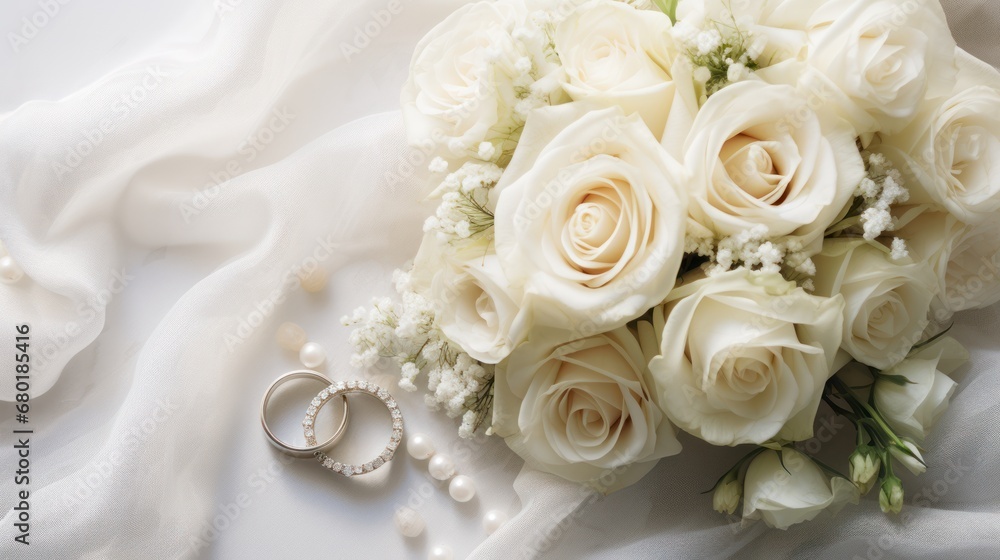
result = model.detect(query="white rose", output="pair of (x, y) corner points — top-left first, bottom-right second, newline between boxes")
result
(493, 103), (688, 332)
(874, 336), (968, 442)
(649, 270), (845, 446)
(433, 256), (526, 365)
(668, 79), (863, 251)
(743, 448), (860, 530)
(555, 1), (678, 138)
(492, 322), (682, 492)
(410, 234), (526, 364)
(940, 220), (1000, 315)
(812, 238), (938, 370)
(401, 1), (552, 159)
(806, 0), (956, 135)
(880, 53), (1000, 224)
(893, 206), (1000, 322)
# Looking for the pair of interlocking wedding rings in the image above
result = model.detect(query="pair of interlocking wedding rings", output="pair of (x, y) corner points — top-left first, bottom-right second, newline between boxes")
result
(259, 370), (404, 477)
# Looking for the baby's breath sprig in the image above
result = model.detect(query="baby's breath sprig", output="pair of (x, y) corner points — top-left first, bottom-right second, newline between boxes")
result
(673, 4), (763, 98)
(424, 161), (503, 243)
(343, 267), (496, 439)
(826, 151), (911, 259)
(686, 225), (816, 287)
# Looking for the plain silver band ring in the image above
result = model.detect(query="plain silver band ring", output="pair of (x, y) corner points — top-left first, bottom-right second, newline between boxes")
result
(260, 369), (349, 458)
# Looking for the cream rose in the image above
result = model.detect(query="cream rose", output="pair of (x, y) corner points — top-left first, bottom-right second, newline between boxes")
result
(881, 53), (1000, 224)
(874, 336), (968, 443)
(940, 221), (1000, 316)
(410, 234), (526, 364)
(670, 79), (864, 251)
(401, 1), (544, 158)
(743, 448), (860, 530)
(432, 255), (525, 365)
(811, 238), (938, 370)
(649, 270), (845, 446)
(492, 322), (681, 491)
(555, 1), (678, 138)
(493, 103), (688, 332)
(806, 0), (956, 135)
(894, 206), (1000, 322)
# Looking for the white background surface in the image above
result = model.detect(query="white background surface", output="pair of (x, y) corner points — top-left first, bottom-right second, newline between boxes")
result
(1, 1), (1000, 559)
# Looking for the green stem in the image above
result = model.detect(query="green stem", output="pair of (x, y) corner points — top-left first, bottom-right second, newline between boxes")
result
(830, 377), (906, 448)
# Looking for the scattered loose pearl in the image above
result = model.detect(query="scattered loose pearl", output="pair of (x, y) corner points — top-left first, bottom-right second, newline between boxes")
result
(448, 475), (476, 503)
(299, 341), (326, 368)
(299, 267), (328, 293)
(428, 545), (453, 560)
(427, 454), (456, 481)
(482, 510), (508, 534)
(407, 433), (436, 460)
(275, 322), (308, 351)
(393, 506), (425, 538)
(0, 255), (24, 285)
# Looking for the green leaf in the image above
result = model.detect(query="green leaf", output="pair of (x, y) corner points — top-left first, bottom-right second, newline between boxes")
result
(700, 447), (766, 494)
(876, 373), (916, 387)
(809, 455), (851, 482)
(910, 323), (955, 352)
(652, 0), (679, 23)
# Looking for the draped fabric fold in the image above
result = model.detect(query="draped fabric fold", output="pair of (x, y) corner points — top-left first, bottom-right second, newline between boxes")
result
(1, 1), (998, 558)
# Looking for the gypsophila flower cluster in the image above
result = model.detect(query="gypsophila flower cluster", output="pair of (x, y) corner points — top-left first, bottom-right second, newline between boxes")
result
(342, 267), (495, 438)
(424, 161), (502, 242)
(822, 151), (912, 259)
(672, 13), (764, 98)
(688, 225), (816, 281)
(855, 152), (910, 242)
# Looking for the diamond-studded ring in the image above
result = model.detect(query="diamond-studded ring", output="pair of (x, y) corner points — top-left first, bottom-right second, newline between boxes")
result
(302, 379), (403, 478)
(260, 370), (349, 458)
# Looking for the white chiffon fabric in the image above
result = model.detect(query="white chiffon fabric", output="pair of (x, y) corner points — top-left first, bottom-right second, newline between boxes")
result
(1, 1), (999, 558)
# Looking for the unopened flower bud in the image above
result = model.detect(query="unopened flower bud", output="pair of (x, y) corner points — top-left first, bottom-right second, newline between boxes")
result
(889, 440), (926, 475)
(849, 446), (881, 495)
(712, 471), (742, 515)
(879, 476), (904, 514)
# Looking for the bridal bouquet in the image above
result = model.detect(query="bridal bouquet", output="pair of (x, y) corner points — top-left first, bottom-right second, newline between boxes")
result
(345, 0), (1000, 529)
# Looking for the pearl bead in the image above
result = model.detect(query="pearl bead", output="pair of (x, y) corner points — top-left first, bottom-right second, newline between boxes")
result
(393, 506), (424, 538)
(483, 510), (508, 534)
(427, 454), (456, 481)
(448, 475), (476, 502)
(299, 342), (326, 368)
(0, 255), (24, 284)
(275, 322), (308, 351)
(428, 545), (453, 560)
(407, 433), (436, 460)
(299, 267), (328, 293)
